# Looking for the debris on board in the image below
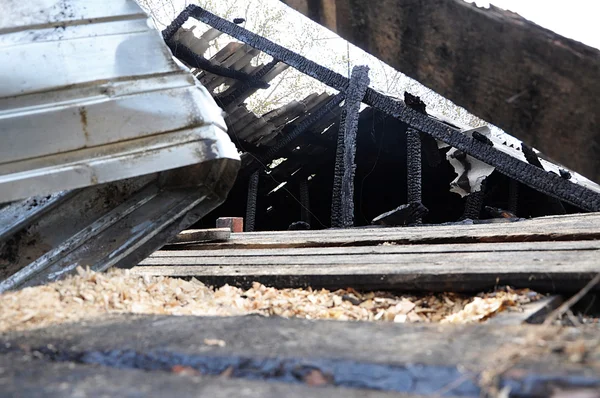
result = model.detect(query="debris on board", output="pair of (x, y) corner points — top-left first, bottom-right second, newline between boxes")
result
(0, 267), (543, 333)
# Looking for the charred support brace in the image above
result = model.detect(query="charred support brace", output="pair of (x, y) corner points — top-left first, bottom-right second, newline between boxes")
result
(299, 179), (310, 225)
(331, 66), (370, 228)
(245, 171), (260, 232)
(179, 5), (600, 212)
(406, 128), (423, 224)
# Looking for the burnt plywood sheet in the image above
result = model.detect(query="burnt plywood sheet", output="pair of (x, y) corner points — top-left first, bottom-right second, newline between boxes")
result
(1, 315), (598, 396)
(0, 352), (416, 398)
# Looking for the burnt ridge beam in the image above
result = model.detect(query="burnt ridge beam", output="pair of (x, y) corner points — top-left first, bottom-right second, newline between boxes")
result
(331, 65), (370, 228)
(179, 5), (600, 212)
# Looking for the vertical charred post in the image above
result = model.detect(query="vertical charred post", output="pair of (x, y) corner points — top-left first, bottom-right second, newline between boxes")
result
(299, 179), (310, 225)
(461, 180), (486, 221)
(406, 128), (423, 224)
(245, 171), (260, 232)
(331, 65), (370, 228)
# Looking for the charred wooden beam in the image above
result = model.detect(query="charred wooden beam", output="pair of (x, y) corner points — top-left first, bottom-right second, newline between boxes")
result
(299, 179), (311, 225)
(245, 171), (260, 232)
(461, 180), (486, 221)
(406, 128), (422, 223)
(280, 0), (600, 183)
(331, 66), (370, 228)
(167, 5), (600, 213)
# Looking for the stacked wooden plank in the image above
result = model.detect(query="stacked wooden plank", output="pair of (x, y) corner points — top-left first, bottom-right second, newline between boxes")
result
(134, 213), (600, 293)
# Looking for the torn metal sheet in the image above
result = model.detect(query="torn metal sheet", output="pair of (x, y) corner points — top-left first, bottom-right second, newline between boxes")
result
(0, 0), (241, 290)
(0, 156), (239, 293)
(446, 127), (496, 197)
(0, 0), (236, 204)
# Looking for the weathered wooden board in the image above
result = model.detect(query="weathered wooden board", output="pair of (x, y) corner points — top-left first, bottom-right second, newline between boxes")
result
(134, 240), (600, 292)
(2, 315), (598, 396)
(280, 0), (600, 181)
(175, 213), (600, 250)
(150, 240), (600, 257)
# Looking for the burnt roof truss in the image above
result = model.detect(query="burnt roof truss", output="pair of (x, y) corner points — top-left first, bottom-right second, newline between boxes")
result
(163, 5), (600, 213)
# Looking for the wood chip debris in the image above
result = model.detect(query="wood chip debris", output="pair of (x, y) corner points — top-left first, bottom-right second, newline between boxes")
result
(0, 267), (543, 332)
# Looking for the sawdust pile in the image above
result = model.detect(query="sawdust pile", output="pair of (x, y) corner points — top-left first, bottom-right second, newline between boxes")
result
(0, 267), (542, 332)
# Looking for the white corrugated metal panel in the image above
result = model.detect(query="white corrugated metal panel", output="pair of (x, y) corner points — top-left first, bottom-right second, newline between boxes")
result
(0, 0), (239, 203)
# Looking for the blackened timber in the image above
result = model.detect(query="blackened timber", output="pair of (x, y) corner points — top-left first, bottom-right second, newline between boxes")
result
(245, 171), (260, 232)
(299, 179), (310, 225)
(5, 316), (600, 396)
(182, 5), (600, 212)
(331, 66), (370, 228)
(461, 181), (486, 221)
(406, 128), (422, 224)
(166, 42), (269, 89)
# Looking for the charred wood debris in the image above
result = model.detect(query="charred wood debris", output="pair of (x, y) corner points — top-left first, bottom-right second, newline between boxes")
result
(163, 6), (600, 232)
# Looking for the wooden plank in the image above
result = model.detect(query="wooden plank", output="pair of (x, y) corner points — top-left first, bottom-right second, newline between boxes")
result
(3, 315), (599, 396)
(149, 240), (600, 258)
(166, 228), (231, 245)
(177, 213), (600, 249)
(133, 242), (600, 292)
(280, 0), (600, 181)
(486, 295), (564, 325)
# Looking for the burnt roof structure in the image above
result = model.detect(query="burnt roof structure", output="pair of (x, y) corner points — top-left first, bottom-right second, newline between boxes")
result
(162, 5), (600, 231)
